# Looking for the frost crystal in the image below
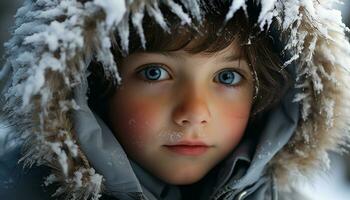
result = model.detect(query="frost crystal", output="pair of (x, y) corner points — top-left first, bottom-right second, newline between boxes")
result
(64, 139), (79, 157)
(258, 0), (277, 29)
(48, 142), (69, 176)
(44, 174), (58, 186)
(73, 170), (83, 188)
(131, 2), (146, 49)
(165, 0), (192, 25)
(146, 2), (169, 32)
(117, 13), (130, 53)
(225, 0), (247, 22)
(179, 0), (202, 21)
(94, 0), (126, 28)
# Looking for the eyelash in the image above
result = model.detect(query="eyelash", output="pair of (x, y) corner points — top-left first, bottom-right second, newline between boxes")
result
(136, 63), (245, 87)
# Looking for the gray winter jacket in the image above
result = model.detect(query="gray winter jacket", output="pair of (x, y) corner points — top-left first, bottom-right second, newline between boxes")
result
(1, 0), (350, 200)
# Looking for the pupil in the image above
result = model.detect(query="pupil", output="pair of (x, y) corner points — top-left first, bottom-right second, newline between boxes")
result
(220, 72), (234, 84)
(147, 67), (161, 80)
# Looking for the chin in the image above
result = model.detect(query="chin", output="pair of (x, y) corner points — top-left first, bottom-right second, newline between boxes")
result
(159, 167), (207, 185)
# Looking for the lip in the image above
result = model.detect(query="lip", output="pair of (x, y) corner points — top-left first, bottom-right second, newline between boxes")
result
(163, 140), (211, 156)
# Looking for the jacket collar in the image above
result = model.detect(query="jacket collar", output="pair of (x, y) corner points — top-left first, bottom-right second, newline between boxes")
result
(130, 160), (181, 200)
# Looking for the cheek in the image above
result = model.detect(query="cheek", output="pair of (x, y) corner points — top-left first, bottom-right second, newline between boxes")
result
(215, 100), (251, 151)
(108, 94), (164, 144)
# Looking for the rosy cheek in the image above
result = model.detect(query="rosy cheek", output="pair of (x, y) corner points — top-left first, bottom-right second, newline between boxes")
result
(219, 103), (251, 151)
(108, 95), (162, 145)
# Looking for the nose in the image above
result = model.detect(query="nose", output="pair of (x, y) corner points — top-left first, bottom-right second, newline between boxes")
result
(172, 87), (211, 127)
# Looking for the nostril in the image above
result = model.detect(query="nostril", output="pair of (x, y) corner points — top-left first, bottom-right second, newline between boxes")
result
(172, 101), (211, 127)
(181, 120), (190, 126)
(180, 119), (207, 126)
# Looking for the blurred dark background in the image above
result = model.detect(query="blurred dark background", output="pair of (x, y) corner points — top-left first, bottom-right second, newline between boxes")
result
(0, 0), (23, 58)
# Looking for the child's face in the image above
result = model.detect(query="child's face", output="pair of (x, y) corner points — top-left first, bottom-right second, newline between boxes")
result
(108, 42), (254, 185)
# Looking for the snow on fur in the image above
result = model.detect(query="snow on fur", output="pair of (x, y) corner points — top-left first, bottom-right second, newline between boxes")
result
(0, 0), (350, 199)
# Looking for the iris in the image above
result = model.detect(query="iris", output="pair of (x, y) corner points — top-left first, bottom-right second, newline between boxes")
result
(140, 65), (167, 80)
(217, 70), (242, 86)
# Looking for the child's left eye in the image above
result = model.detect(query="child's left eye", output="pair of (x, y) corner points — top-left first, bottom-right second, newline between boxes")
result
(214, 69), (243, 86)
(137, 64), (170, 81)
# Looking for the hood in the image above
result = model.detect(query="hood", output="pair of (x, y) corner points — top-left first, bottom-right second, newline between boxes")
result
(1, 0), (350, 199)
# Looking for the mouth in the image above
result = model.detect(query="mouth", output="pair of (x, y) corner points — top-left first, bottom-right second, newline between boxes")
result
(163, 141), (211, 156)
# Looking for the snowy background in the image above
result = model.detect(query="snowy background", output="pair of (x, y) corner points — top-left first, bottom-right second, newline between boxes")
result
(0, 1), (350, 200)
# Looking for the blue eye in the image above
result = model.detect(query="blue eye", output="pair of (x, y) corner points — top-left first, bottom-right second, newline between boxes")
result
(138, 64), (170, 81)
(215, 70), (242, 86)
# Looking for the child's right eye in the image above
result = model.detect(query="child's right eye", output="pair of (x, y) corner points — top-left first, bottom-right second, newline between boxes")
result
(137, 64), (171, 81)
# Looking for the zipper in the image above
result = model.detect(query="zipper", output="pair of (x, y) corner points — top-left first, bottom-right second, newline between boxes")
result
(236, 190), (248, 200)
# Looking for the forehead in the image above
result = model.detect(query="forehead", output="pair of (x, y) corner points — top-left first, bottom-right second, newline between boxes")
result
(163, 40), (244, 63)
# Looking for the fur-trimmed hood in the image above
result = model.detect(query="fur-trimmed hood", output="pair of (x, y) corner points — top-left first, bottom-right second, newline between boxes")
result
(1, 0), (350, 199)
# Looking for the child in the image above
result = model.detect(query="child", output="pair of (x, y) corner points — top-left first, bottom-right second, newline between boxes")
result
(0, 0), (350, 200)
